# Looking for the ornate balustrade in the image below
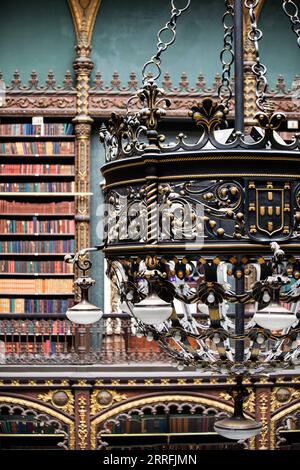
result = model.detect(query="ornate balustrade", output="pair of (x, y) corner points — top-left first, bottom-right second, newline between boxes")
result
(0, 313), (169, 365)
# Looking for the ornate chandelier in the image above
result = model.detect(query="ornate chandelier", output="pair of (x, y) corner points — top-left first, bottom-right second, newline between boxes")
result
(66, 0), (300, 440)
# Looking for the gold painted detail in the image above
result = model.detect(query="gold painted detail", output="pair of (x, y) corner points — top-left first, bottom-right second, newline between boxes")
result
(270, 401), (300, 450)
(38, 390), (74, 415)
(68, 0), (101, 43)
(189, 99), (228, 131)
(161, 379), (170, 385)
(0, 396), (75, 449)
(177, 379), (187, 385)
(259, 394), (269, 450)
(271, 387), (300, 412)
(90, 394), (238, 450)
(78, 396), (88, 450)
(219, 389), (256, 414)
(90, 390), (127, 415)
(111, 380), (120, 386)
(144, 379), (154, 386)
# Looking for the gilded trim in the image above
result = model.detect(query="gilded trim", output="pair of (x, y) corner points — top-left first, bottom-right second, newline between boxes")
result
(104, 173), (300, 191)
(90, 390), (127, 415)
(270, 401), (300, 450)
(102, 155), (300, 177)
(78, 395), (89, 450)
(68, 0), (102, 42)
(0, 395), (75, 449)
(37, 390), (74, 416)
(90, 394), (246, 450)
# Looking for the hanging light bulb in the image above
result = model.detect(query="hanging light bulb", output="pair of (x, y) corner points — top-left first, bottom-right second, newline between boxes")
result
(66, 299), (103, 325)
(253, 301), (296, 330)
(146, 332), (154, 342)
(133, 292), (173, 325)
(212, 333), (221, 344)
(173, 330), (182, 342)
(256, 333), (265, 345)
(207, 292), (215, 304)
(262, 291), (271, 303)
(214, 382), (262, 440)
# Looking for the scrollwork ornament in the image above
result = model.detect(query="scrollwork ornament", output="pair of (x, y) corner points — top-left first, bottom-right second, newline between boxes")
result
(90, 390), (127, 415)
(189, 98), (228, 131)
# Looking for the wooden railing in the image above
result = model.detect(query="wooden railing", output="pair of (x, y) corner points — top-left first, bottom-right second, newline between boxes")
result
(0, 313), (169, 365)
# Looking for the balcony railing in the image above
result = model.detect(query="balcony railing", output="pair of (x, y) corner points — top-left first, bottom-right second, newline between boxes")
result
(0, 313), (169, 365)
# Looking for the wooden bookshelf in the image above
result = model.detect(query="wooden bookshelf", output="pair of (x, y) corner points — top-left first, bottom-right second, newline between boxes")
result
(0, 120), (76, 324)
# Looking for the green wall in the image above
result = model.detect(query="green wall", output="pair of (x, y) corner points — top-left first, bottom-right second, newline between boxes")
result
(0, 0), (75, 85)
(259, 0), (300, 88)
(92, 0), (225, 87)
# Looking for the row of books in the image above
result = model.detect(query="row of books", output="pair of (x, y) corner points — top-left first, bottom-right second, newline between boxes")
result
(0, 182), (75, 192)
(0, 420), (57, 434)
(110, 415), (216, 434)
(0, 219), (75, 234)
(0, 123), (73, 136)
(0, 164), (74, 175)
(0, 298), (73, 313)
(0, 260), (73, 274)
(0, 278), (73, 294)
(1, 321), (74, 335)
(169, 415), (215, 433)
(0, 200), (75, 214)
(0, 141), (75, 155)
(0, 239), (75, 253)
(4, 341), (73, 355)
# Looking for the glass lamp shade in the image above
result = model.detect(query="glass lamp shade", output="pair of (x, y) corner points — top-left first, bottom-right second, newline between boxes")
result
(66, 299), (103, 325)
(133, 293), (173, 325)
(253, 301), (296, 330)
(214, 416), (262, 440)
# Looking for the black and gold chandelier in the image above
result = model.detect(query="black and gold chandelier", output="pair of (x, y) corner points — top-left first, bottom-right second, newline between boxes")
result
(66, 0), (300, 439)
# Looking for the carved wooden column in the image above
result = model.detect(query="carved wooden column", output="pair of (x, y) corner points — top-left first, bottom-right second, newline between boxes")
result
(72, 22), (94, 357)
(73, 21), (93, 257)
(74, 382), (91, 450)
(255, 383), (272, 450)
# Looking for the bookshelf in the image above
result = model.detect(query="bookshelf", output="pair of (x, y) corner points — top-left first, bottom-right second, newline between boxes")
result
(0, 120), (75, 333)
(0, 410), (69, 450)
(99, 412), (244, 450)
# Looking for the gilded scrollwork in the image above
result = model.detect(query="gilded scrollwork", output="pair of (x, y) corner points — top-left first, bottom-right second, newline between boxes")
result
(78, 395), (89, 450)
(90, 389), (127, 415)
(271, 387), (300, 412)
(219, 388), (256, 414)
(38, 390), (75, 415)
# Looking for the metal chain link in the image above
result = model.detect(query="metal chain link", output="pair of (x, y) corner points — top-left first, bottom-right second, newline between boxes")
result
(282, 0), (300, 47)
(142, 0), (191, 83)
(245, 0), (270, 112)
(218, 0), (234, 109)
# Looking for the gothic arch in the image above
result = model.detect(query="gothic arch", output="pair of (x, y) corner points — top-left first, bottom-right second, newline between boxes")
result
(0, 395), (75, 449)
(270, 400), (300, 450)
(90, 392), (252, 450)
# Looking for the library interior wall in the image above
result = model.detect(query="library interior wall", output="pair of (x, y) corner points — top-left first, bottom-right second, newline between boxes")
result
(0, 0), (299, 312)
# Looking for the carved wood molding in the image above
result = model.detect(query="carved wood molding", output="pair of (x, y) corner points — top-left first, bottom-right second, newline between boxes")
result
(68, 0), (102, 43)
(90, 393), (236, 450)
(0, 395), (75, 449)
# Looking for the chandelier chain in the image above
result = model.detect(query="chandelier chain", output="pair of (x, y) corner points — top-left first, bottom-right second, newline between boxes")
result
(141, 0), (191, 84)
(282, 0), (300, 47)
(245, 0), (270, 112)
(218, 0), (234, 110)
